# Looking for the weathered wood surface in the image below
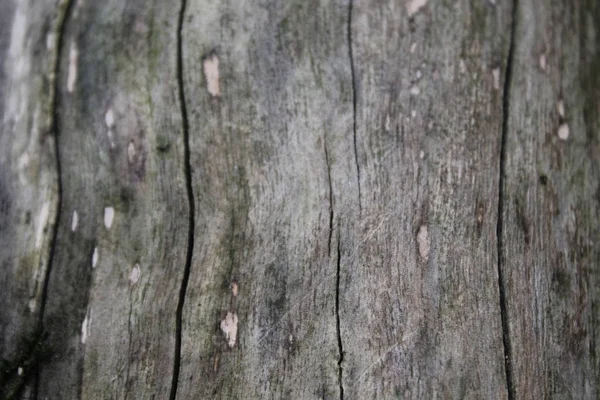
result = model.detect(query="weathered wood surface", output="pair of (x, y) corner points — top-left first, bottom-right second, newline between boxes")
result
(0, 0), (598, 399)
(500, 0), (600, 398)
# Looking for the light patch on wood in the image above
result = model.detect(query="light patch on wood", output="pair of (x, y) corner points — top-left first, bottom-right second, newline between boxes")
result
(67, 42), (78, 93)
(459, 59), (466, 74)
(557, 123), (569, 140)
(105, 109), (115, 128)
(406, 0), (428, 17)
(410, 86), (420, 96)
(415, 70), (422, 80)
(46, 32), (55, 50)
(81, 312), (91, 344)
(92, 247), (98, 268)
(129, 264), (141, 284)
(411, 110), (417, 118)
(18, 152), (30, 184)
(35, 201), (51, 249)
(419, 150), (425, 159)
(203, 54), (220, 97)
(539, 54), (547, 71)
(128, 141), (136, 163)
(220, 312), (238, 348)
(213, 354), (220, 372)
(492, 68), (501, 90)
(17, 367), (23, 376)
(232, 282), (238, 296)
(8, 8), (26, 57)
(557, 100), (565, 118)
(417, 225), (430, 262)
(71, 210), (78, 232)
(410, 42), (417, 53)
(385, 114), (391, 131)
(104, 207), (114, 229)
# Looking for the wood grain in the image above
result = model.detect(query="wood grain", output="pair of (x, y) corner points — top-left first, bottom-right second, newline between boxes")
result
(0, 0), (598, 399)
(338, 0), (512, 398)
(38, 0), (189, 398)
(0, 0), (65, 396)
(501, 0), (600, 397)
(177, 0), (354, 398)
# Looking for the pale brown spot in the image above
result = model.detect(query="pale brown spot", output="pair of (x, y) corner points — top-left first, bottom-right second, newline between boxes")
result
(203, 54), (220, 97)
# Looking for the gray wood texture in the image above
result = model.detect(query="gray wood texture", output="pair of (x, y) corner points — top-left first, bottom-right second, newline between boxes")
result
(500, 0), (600, 398)
(0, 0), (598, 399)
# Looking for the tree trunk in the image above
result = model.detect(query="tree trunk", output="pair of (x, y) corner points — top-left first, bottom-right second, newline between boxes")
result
(1, 0), (598, 399)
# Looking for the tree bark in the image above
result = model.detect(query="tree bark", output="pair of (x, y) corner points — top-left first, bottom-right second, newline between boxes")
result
(0, 0), (598, 399)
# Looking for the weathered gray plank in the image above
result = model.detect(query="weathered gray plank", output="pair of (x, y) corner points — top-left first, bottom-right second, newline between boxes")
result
(38, 0), (189, 398)
(0, 0), (65, 396)
(501, 0), (600, 397)
(338, 0), (512, 398)
(177, 0), (353, 398)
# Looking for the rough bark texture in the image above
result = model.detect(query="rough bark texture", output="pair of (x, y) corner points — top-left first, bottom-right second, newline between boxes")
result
(0, 0), (598, 399)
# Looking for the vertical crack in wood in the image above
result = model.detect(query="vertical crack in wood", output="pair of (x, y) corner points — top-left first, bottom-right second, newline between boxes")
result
(324, 140), (334, 259)
(335, 231), (345, 400)
(347, 0), (361, 214)
(170, 0), (195, 397)
(34, 0), (75, 398)
(497, 1), (518, 399)
(325, 131), (344, 399)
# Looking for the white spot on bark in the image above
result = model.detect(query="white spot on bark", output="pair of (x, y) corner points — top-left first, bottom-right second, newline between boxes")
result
(129, 264), (141, 285)
(203, 54), (220, 97)
(9, 9), (27, 57)
(127, 141), (136, 163)
(104, 207), (114, 229)
(105, 109), (115, 128)
(459, 59), (467, 74)
(71, 210), (78, 231)
(410, 86), (421, 96)
(232, 282), (238, 297)
(35, 202), (51, 249)
(558, 123), (570, 140)
(220, 312), (238, 348)
(492, 68), (501, 90)
(417, 225), (430, 262)
(419, 150), (425, 159)
(18, 152), (30, 169)
(539, 54), (547, 70)
(410, 43), (417, 53)
(46, 33), (56, 51)
(289, 334), (294, 344)
(28, 298), (36, 313)
(411, 110), (417, 118)
(415, 70), (422, 80)
(406, 0), (428, 17)
(17, 367), (23, 376)
(92, 247), (98, 268)
(385, 114), (391, 131)
(81, 312), (91, 344)
(557, 100), (565, 118)
(67, 42), (78, 93)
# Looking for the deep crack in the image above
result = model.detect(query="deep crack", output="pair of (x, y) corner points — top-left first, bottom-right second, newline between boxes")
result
(347, 0), (361, 214)
(35, 0), (75, 397)
(497, 1), (518, 399)
(169, 0), (195, 398)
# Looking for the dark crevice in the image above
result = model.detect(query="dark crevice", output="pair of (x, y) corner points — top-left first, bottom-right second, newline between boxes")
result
(497, 1), (518, 399)
(325, 132), (344, 399)
(34, 0), (75, 398)
(347, 0), (361, 214)
(170, 0), (194, 397)
(324, 140), (334, 258)
(335, 230), (344, 400)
